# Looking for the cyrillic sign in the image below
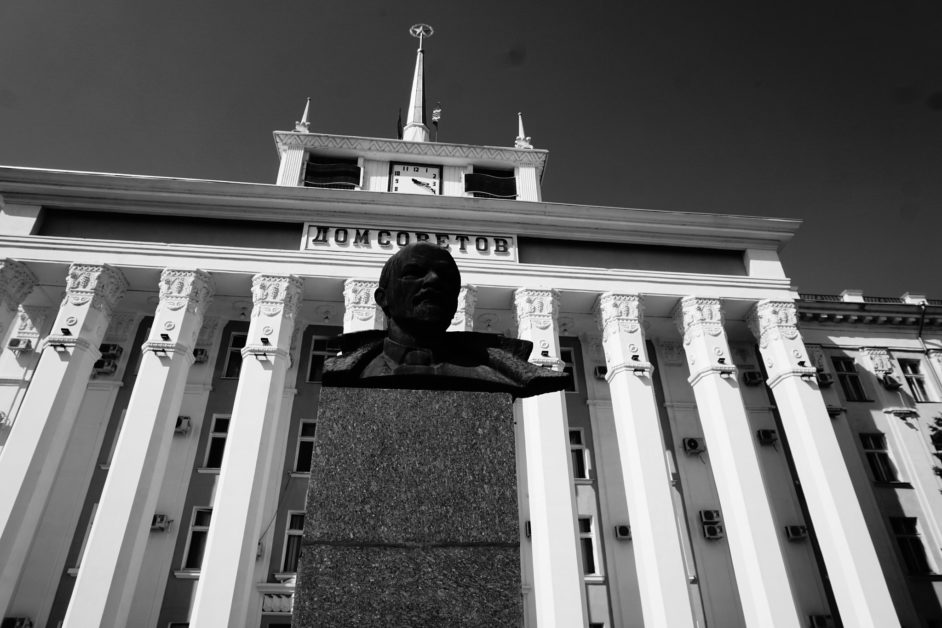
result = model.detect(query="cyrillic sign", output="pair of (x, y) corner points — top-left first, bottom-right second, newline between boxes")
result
(302, 224), (517, 261)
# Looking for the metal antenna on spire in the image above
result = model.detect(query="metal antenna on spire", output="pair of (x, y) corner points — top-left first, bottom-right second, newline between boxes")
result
(515, 112), (533, 149)
(409, 23), (434, 50)
(295, 97), (311, 133)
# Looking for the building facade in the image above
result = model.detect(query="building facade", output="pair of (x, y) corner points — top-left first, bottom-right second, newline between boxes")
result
(0, 37), (940, 628)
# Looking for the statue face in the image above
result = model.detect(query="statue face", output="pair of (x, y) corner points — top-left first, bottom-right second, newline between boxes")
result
(376, 243), (460, 334)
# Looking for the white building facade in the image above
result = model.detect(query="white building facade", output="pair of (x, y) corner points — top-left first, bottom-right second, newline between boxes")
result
(0, 40), (939, 628)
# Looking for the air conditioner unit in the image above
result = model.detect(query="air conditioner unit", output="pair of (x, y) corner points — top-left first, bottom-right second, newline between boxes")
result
(815, 372), (834, 387)
(881, 374), (903, 390)
(92, 359), (118, 377)
(808, 615), (835, 628)
(193, 347), (209, 364)
(0, 618), (34, 628)
(174, 416), (192, 435)
(742, 370), (764, 386)
(6, 337), (33, 353)
(756, 429), (778, 446)
(150, 514), (172, 531)
(785, 525), (808, 541)
(699, 509), (722, 524)
(593, 365), (608, 380)
(702, 523), (725, 540)
(98, 343), (124, 360)
(683, 437), (705, 455)
(614, 524), (631, 540)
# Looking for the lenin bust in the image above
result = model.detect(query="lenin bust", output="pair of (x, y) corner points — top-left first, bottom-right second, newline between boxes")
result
(323, 242), (568, 398)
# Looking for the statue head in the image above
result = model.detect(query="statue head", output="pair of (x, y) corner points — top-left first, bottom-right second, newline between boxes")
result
(375, 242), (461, 341)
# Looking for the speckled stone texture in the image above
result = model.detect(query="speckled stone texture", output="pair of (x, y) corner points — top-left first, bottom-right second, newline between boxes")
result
(293, 388), (522, 628)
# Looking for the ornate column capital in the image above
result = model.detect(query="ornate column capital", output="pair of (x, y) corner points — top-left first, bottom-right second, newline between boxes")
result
(673, 296), (736, 384)
(595, 292), (652, 378)
(242, 274), (303, 360)
(143, 269), (216, 358)
(343, 279), (385, 332)
(0, 259), (36, 310)
(42, 264), (128, 352)
(158, 269), (215, 314)
(747, 300), (816, 387)
(513, 288), (562, 368)
(674, 296), (724, 338)
(448, 284), (478, 332)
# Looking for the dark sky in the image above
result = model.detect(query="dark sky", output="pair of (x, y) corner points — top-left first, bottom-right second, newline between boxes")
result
(1, 1), (939, 297)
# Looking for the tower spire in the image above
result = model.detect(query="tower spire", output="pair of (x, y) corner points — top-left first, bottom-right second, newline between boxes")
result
(295, 97), (311, 133)
(515, 112), (533, 149)
(403, 24), (433, 142)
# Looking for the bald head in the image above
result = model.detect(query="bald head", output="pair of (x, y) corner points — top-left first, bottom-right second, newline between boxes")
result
(375, 243), (461, 338)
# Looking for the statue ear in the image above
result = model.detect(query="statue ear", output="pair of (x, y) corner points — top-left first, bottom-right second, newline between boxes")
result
(374, 287), (387, 310)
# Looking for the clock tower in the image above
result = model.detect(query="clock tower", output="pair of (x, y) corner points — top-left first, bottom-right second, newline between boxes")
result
(272, 25), (547, 202)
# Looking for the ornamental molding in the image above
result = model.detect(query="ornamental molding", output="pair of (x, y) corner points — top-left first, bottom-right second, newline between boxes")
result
(805, 344), (828, 372)
(674, 297), (724, 342)
(0, 259), (36, 308)
(273, 131), (548, 178)
(658, 341), (685, 366)
(14, 305), (51, 340)
(861, 347), (896, 375)
(747, 300), (801, 348)
(158, 269), (215, 315)
(596, 293), (643, 338)
(513, 288), (559, 332)
(252, 274), (302, 321)
(63, 264), (128, 316)
(141, 340), (194, 361)
(196, 317), (221, 348)
(104, 312), (138, 343)
(242, 345), (291, 361)
(450, 284), (478, 331)
(39, 334), (95, 354)
(343, 279), (385, 327)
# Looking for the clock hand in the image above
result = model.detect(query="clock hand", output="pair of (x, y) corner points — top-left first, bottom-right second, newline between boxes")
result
(411, 177), (436, 193)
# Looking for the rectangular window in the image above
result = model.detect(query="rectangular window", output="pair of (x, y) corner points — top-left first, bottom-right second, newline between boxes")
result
(832, 356), (868, 402)
(204, 415), (230, 468)
(560, 347), (578, 393)
(281, 512), (305, 573)
(294, 420), (317, 473)
(464, 166), (517, 199)
(306, 337), (337, 383)
(304, 155), (361, 190)
(183, 508), (212, 569)
(578, 517), (598, 576)
(222, 332), (247, 379)
(899, 359), (930, 402)
(890, 517), (933, 574)
(860, 433), (898, 483)
(569, 429), (590, 480)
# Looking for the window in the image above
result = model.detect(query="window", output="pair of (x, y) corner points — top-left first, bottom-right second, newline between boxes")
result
(860, 433), (898, 483)
(204, 415), (230, 468)
(304, 155), (361, 190)
(832, 357), (868, 402)
(222, 332), (247, 379)
(281, 512), (305, 573)
(560, 347), (578, 393)
(464, 166), (517, 199)
(569, 429), (590, 480)
(578, 517), (599, 576)
(899, 359), (930, 402)
(306, 337), (337, 383)
(890, 517), (933, 574)
(294, 420), (317, 473)
(183, 508), (212, 569)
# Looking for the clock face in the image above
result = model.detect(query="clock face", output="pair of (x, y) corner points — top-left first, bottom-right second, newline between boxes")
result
(390, 163), (442, 195)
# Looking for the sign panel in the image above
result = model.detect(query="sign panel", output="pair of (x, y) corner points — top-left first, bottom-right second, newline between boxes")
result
(302, 224), (517, 262)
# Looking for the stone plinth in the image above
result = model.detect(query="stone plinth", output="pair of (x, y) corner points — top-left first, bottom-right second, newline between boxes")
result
(293, 388), (521, 628)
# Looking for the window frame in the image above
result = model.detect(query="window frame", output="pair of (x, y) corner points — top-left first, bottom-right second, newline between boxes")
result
(899, 358), (931, 402)
(890, 516), (935, 575)
(569, 428), (591, 481)
(577, 516), (600, 577)
(859, 432), (900, 484)
(832, 356), (869, 402)
(280, 511), (306, 574)
(182, 507), (213, 571)
(306, 336), (336, 383)
(221, 331), (248, 379)
(294, 419), (317, 474)
(560, 346), (579, 394)
(203, 414), (231, 469)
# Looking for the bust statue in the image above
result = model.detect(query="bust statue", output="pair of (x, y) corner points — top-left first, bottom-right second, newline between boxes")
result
(323, 242), (569, 397)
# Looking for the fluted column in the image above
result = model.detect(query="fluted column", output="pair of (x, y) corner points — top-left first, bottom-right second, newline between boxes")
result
(0, 264), (127, 615)
(189, 274), (302, 628)
(597, 293), (696, 628)
(674, 296), (802, 628)
(342, 279), (385, 333)
(513, 288), (588, 628)
(749, 300), (899, 628)
(447, 284), (477, 331)
(63, 269), (214, 628)
(0, 259), (36, 345)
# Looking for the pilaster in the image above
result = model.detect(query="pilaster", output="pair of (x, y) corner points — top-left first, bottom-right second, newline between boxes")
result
(63, 269), (214, 627)
(0, 264), (127, 616)
(276, 147), (305, 186)
(597, 293), (696, 628)
(749, 300), (899, 628)
(447, 284), (477, 332)
(189, 274), (302, 628)
(342, 279), (385, 333)
(513, 288), (588, 628)
(0, 259), (36, 344)
(674, 296), (802, 628)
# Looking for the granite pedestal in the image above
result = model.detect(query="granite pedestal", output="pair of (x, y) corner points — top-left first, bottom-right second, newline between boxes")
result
(293, 387), (522, 628)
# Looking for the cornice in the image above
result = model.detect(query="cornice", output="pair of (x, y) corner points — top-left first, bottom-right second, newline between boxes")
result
(0, 166), (800, 251)
(796, 298), (942, 329)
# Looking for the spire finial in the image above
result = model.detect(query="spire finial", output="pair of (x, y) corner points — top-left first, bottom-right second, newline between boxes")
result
(295, 97), (311, 133)
(403, 24), (433, 142)
(514, 112), (533, 149)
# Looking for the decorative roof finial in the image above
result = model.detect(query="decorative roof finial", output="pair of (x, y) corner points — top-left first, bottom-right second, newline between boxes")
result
(514, 112), (533, 149)
(295, 97), (311, 133)
(403, 24), (433, 142)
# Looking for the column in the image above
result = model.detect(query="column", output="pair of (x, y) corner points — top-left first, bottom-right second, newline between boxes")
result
(674, 296), (802, 628)
(63, 269), (214, 627)
(189, 274), (302, 628)
(447, 284), (477, 331)
(514, 288), (588, 628)
(342, 278), (385, 333)
(276, 147), (305, 186)
(0, 264), (127, 615)
(749, 300), (900, 627)
(0, 259), (36, 344)
(597, 293), (696, 628)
